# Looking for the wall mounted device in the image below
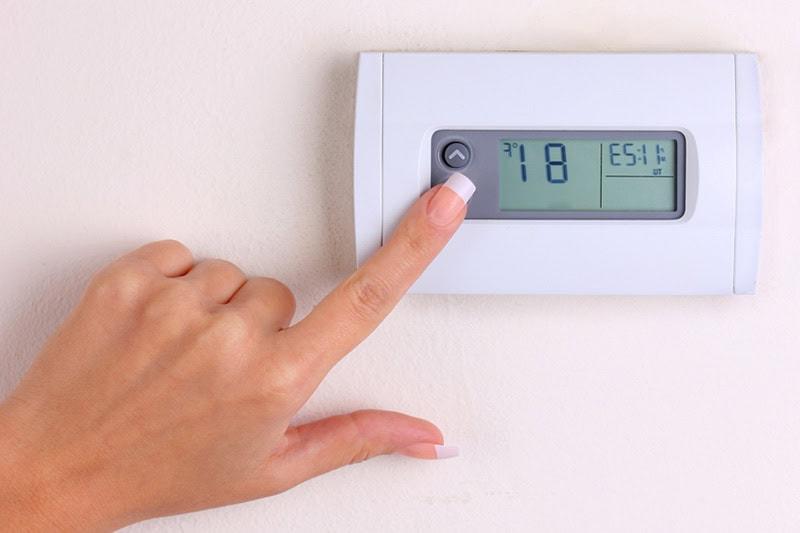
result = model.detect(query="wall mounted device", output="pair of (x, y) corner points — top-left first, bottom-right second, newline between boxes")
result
(353, 52), (763, 294)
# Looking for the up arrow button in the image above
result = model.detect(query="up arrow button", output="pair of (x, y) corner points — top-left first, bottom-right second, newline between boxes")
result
(449, 149), (466, 161)
(443, 142), (471, 169)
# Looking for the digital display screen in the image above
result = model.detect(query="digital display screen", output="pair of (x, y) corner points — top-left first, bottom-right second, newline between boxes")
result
(498, 139), (677, 211)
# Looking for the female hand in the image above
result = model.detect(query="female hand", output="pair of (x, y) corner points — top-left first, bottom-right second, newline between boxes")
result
(0, 174), (476, 531)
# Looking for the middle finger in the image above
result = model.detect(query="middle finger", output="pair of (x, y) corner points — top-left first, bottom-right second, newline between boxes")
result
(183, 259), (247, 303)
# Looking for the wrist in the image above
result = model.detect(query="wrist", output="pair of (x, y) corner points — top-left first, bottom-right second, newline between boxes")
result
(0, 400), (119, 532)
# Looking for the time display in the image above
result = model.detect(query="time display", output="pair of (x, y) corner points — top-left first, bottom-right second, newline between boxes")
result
(498, 139), (677, 211)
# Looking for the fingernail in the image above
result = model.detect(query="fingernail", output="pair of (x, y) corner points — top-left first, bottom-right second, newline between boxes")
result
(427, 172), (476, 226)
(398, 443), (460, 460)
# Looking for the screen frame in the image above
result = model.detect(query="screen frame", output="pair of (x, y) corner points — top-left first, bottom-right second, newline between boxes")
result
(430, 130), (687, 220)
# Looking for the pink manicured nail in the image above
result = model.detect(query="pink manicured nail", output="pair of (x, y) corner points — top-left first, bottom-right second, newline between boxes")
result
(427, 172), (476, 226)
(398, 443), (460, 460)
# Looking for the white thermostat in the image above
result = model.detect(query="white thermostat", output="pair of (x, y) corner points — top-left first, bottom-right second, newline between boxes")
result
(353, 52), (763, 294)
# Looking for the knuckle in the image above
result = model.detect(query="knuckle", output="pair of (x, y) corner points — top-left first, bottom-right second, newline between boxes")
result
(204, 311), (257, 352)
(178, 312), (259, 381)
(264, 360), (303, 397)
(342, 412), (374, 464)
(142, 239), (192, 261)
(258, 278), (296, 318)
(342, 272), (392, 322)
(212, 310), (251, 338)
(350, 445), (372, 464)
(129, 239), (192, 269)
(260, 338), (307, 399)
(267, 278), (295, 307)
(205, 258), (244, 277)
(157, 239), (191, 256)
(86, 260), (153, 308)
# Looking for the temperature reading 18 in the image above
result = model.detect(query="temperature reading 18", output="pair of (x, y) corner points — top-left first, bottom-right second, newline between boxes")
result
(502, 142), (569, 184)
(498, 137), (678, 212)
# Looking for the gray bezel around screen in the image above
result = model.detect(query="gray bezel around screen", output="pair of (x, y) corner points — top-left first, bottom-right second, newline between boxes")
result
(430, 130), (687, 220)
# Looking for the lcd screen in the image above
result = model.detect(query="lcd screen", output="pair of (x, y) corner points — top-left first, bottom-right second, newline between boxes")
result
(498, 139), (677, 211)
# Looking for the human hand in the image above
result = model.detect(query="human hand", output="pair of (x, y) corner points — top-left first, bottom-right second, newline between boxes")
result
(0, 173), (476, 531)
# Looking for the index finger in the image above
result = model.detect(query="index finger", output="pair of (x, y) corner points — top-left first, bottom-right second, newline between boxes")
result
(283, 173), (475, 371)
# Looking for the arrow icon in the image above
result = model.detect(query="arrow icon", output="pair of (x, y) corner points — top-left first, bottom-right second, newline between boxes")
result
(447, 149), (466, 161)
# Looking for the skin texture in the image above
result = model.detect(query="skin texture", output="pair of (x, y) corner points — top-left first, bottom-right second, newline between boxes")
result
(0, 183), (469, 531)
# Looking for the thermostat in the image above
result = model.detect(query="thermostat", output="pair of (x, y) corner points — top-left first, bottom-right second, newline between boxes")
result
(353, 52), (763, 294)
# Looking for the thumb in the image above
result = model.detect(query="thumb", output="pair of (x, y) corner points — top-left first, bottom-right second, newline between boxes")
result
(266, 410), (458, 492)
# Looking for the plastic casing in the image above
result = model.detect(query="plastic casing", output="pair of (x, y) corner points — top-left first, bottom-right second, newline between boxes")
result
(353, 52), (763, 295)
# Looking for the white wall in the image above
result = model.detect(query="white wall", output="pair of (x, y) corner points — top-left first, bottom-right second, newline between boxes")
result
(1, 1), (798, 531)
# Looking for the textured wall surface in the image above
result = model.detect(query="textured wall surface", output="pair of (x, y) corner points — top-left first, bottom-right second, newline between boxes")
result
(1, 1), (799, 531)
